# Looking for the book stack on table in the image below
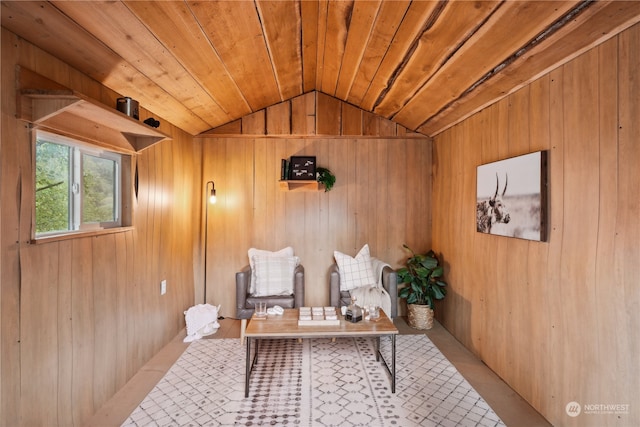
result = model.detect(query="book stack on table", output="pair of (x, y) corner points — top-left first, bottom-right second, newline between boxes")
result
(298, 306), (340, 326)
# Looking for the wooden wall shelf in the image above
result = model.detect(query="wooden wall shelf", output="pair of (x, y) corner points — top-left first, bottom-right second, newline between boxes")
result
(278, 180), (325, 192)
(16, 67), (170, 153)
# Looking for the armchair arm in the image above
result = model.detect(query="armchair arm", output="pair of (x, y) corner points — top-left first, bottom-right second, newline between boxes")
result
(381, 266), (398, 318)
(293, 264), (305, 307)
(329, 264), (341, 308)
(235, 265), (251, 317)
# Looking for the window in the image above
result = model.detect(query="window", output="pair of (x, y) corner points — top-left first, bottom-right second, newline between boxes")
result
(35, 130), (128, 237)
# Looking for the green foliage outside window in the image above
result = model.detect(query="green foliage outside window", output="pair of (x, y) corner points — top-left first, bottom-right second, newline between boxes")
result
(82, 154), (117, 223)
(35, 132), (121, 236)
(36, 141), (70, 233)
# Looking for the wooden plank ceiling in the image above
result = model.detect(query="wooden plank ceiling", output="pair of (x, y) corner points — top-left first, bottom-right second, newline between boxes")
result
(2, 1), (640, 137)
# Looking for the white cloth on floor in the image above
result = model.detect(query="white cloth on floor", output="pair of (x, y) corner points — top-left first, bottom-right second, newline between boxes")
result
(184, 304), (220, 343)
(349, 258), (392, 318)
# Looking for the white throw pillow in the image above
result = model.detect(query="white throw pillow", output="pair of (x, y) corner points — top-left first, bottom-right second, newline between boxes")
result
(252, 255), (299, 296)
(334, 244), (376, 291)
(248, 247), (294, 294)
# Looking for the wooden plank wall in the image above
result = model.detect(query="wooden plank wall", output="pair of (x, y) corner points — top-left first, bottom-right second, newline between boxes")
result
(431, 23), (640, 426)
(200, 92), (432, 318)
(1, 29), (200, 427)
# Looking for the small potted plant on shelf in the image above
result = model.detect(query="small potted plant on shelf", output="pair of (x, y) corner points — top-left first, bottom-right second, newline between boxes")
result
(397, 244), (447, 330)
(316, 167), (336, 192)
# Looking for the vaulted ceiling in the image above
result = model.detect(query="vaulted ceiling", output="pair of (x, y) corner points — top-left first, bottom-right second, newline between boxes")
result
(2, 1), (640, 137)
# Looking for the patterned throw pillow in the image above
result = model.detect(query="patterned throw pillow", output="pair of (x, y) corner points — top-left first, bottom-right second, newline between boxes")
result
(252, 255), (299, 296)
(248, 247), (294, 294)
(334, 244), (376, 291)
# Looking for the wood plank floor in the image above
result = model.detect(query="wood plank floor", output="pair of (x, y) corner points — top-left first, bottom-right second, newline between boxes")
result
(85, 317), (551, 427)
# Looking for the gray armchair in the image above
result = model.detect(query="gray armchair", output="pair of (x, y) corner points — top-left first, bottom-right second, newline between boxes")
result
(236, 264), (305, 320)
(329, 263), (398, 318)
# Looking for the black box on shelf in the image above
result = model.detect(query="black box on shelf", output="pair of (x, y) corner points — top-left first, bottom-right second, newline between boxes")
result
(289, 156), (316, 180)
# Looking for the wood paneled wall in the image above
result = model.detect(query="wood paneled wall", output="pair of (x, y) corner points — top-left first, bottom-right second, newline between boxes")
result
(199, 92), (432, 317)
(1, 29), (200, 426)
(432, 23), (640, 426)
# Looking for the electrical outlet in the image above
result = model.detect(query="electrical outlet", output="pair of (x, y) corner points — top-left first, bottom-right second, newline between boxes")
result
(160, 280), (167, 295)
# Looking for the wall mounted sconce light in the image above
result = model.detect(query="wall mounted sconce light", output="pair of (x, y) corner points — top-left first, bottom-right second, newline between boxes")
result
(203, 180), (216, 304)
(208, 181), (217, 204)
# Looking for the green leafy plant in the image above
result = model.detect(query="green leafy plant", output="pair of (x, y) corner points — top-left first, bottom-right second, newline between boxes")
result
(316, 167), (336, 192)
(397, 244), (447, 309)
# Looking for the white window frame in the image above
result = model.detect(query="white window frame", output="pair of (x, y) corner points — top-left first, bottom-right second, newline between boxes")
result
(34, 129), (125, 238)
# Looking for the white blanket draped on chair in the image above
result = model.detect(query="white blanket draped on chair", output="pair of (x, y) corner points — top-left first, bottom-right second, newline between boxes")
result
(349, 257), (393, 318)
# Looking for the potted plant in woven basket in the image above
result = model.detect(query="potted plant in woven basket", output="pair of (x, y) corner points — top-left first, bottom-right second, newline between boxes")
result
(397, 244), (447, 330)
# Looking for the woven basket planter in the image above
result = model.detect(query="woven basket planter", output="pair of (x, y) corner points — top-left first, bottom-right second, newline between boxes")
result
(407, 304), (434, 330)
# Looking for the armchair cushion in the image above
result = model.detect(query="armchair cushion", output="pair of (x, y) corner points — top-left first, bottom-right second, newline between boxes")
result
(333, 244), (376, 291)
(236, 263), (305, 320)
(252, 255), (299, 296)
(248, 246), (294, 293)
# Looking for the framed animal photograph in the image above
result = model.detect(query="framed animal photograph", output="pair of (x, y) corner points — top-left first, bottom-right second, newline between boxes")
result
(288, 156), (316, 180)
(476, 151), (548, 242)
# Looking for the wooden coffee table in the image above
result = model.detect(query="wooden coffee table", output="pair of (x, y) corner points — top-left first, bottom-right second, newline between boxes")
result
(244, 308), (399, 397)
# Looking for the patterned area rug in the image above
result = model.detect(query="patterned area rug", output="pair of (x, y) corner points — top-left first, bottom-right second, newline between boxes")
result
(122, 335), (505, 426)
